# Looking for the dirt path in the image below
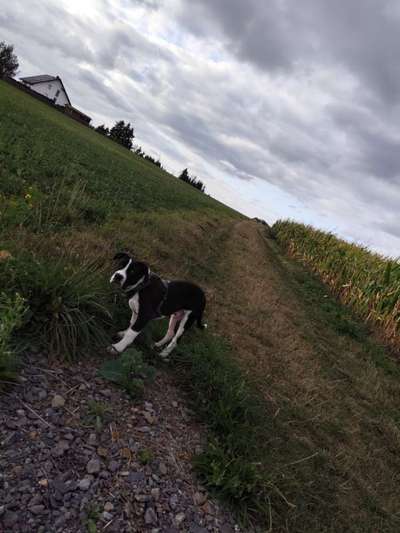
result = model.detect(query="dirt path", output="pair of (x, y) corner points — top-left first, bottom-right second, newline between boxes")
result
(206, 219), (400, 532)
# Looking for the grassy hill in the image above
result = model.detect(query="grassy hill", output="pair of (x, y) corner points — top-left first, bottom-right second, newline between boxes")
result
(2, 80), (400, 532)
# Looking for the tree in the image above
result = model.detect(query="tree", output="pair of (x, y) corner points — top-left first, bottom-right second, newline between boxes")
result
(0, 41), (19, 78)
(109, 120), (135, 150)
(95, 124), (110, 136)
(178, 168), (205, 193)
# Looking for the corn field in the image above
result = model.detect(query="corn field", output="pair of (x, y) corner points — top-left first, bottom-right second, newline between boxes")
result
(273, 220), (400, 351)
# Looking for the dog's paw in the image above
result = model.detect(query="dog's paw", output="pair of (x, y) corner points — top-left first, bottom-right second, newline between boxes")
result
(106, 345), (119, 356)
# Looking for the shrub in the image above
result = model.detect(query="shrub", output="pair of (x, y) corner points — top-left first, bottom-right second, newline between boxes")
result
(0, 253), (112, 359)
(0, 292), (26, 385)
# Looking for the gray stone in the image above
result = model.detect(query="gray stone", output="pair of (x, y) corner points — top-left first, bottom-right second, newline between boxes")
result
(78, 478), (91, 491)
(3, 511), (19, 527)
(151, 488), (160, 501)
(51, 395), (65, 408)
(86, 458), (101, 474)
(103, 511), (113, 521)
(175, 512), (186, 525)
(159, 462), (168, 475)
(29, 504), (46, 515)
(169, 494), (178, 510)
(145, 507), (157, 525)
(108, 460), (120, 472)
(104, 502), (114, 512)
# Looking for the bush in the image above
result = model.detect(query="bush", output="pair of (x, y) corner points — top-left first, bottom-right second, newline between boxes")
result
(0, 292), (26, 385)
(0, 253), (112, 359)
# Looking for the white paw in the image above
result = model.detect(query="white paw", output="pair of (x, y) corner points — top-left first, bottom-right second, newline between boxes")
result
(107, 345), (119, 356)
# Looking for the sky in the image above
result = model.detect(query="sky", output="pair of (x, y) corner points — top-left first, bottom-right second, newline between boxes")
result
(1, 0), (400, 257)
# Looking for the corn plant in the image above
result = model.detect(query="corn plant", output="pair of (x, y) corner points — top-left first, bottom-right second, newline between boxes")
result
(273, 220), (400, 350)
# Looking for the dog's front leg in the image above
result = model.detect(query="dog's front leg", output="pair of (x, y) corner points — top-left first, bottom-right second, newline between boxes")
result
(108, 328), (140, 354)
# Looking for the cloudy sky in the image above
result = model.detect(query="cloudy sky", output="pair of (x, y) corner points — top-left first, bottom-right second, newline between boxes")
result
(1, 0), (400, 257)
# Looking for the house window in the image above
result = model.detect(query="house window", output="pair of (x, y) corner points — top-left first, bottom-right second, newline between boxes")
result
(55, 89), (60, 98)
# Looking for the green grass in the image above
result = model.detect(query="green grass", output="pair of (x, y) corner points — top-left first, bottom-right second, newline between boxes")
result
(0, 80), (235, 226)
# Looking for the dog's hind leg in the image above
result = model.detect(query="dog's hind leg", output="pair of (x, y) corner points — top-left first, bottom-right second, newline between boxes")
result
(160, 310), (191, 358)
(154, 311), (185, 348)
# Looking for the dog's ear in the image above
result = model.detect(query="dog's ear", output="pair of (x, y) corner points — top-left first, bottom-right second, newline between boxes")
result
(113, 252), (131, 262)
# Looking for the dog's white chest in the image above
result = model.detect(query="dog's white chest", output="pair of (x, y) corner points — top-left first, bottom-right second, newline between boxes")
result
(128, 294), (139, 327)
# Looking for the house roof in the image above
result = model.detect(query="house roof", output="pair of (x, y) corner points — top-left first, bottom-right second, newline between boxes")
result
(20, 75), (58, 84)
(20, 74), (72, 106)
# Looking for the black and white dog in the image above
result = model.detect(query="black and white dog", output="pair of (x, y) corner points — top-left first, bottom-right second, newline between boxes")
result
(108, 252), (207, 358)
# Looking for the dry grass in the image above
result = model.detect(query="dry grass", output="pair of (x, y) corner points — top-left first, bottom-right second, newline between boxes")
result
(202, 219), (400, 532)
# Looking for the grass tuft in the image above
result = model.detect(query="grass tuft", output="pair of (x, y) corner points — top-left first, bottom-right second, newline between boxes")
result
(0, 253), (112, 359)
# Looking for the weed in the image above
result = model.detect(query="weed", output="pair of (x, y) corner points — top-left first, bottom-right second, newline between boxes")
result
(86, 400), (111, 432)
(138, 448), (153, 465)
(98, 348), (155, 399)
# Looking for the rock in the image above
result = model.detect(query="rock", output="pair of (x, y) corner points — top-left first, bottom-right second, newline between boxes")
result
(103, 511), (113, 521)
(86, 458), (101, 474)
(3, 511), (19, 528)
(151, 488), (160, 501)
(37, 389), (48, 400)
(145, 507), (157, 525)
(16, 409), (25, 416)
(104, 502), (114, 512)
(108, 460), (120, 473)
(175, 512), (186, 525)
(51, 394), (65, 408)
(29, 504), (46, 515)
(144, 412), (156, 424)
(169, 494), (178, 510)
(159, 462), (168, 475)
(52, 439), (70, 457)
(172, 401), (178, 408)
(78, 478), (91, 491)
(88, 433), (97, 445)
(194, 491), (207, 506)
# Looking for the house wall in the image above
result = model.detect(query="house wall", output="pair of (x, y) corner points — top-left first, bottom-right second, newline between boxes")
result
(26, 79), (69, 106)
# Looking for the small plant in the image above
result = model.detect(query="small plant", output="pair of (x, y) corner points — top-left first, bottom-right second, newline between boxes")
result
(98, 347), (155, 399)
(86, 400), (111, 431)
(138, 448), (153, 465)
(0, 292), (26, 386)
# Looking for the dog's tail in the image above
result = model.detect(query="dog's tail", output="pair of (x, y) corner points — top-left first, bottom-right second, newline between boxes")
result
(196, 308), (207, 330)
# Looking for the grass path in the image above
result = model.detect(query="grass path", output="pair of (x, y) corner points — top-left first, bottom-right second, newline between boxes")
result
(204, 219), (400, 532)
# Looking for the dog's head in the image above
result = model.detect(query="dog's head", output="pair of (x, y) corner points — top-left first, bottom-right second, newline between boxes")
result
(110, 252), (149, 291)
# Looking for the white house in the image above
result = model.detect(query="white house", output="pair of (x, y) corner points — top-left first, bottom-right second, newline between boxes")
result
(20, 75), (71, 107)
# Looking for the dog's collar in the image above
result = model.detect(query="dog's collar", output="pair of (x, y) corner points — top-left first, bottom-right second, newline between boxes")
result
(123, 270), (164, 296)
